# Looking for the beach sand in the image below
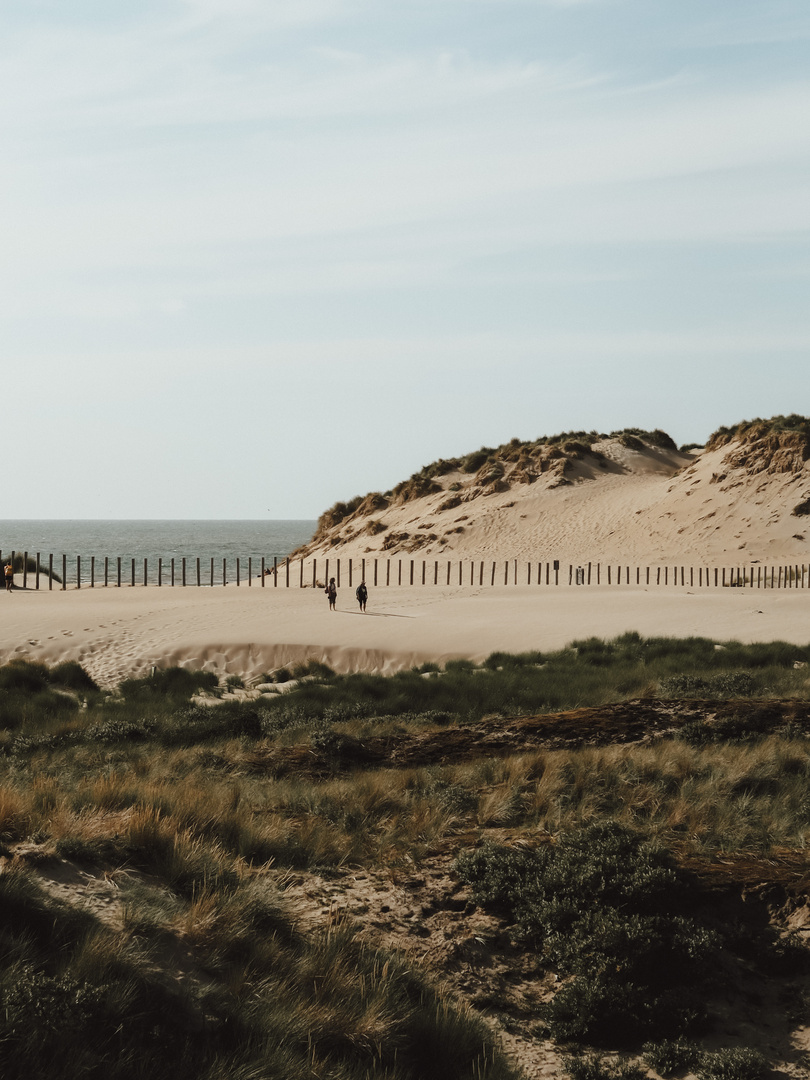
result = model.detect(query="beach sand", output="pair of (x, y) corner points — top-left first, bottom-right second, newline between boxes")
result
(2, 578), (809, 687)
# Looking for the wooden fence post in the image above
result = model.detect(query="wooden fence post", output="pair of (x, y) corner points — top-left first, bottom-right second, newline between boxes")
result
(210, 558), (214, 587)
(491, 561), (496, 586)
(286, 558), (290, 587)
(570, 565), (574, 585)
(607, 565), (611, 585)
(386, 559), (390, 586)
(300, 559), (304, 588)
(158, 558), (162, 587)
(117, 557), (121, 588)
(182, 558), (187, 587)
(77, 555), (81, 589)
(313, 559), (317, 588)
(63, 554), (67, 590)
(410, 560), (414, 586)
(422, 560), (426, 585)
(36, 552), (40, 590)
(527, 561), (531, 585)
(362, 558), (365, 584)
(171, 558), (175, 587)
(374, 559), (378, 587)
(349, 558), (353, 587)
(434, 560), (439, 585)
(446, 561), (451, 585)
(236, 559), (240, 587)
(337, 559), (340, 588)
(458, 561), (462, 586)
(197, 558), (201, 587)
(398, 560), (402, 585)
(23, 551), (28, 590)
(504, 561), (508, 585)
(275, 556), (278, 587)
(261, 557), (265, 586)
(49, 554), (53, 591)
(144, 558), (148, 587)
(130, 559), (135, 587)
(588, 562), (592, 585)
(223, 558), (227, 585)
(248, 558), (251, 586)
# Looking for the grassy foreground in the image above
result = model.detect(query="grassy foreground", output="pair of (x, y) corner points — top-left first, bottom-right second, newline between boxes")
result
(2, 635), (810, 1079)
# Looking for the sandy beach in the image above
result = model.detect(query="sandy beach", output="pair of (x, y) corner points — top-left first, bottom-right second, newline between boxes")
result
(2, 579), (809, 688)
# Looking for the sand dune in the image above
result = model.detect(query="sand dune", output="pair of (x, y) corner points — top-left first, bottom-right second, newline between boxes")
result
(4, 420), (810, 685)
(2, 579), (810, 688)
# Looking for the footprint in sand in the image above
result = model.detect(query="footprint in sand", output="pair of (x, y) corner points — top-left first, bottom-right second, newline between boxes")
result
(62, 631), (73, 637)
(28, 640), (39, 646)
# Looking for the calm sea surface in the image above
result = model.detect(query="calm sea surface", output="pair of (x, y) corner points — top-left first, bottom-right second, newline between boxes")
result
(0, 521), (316, 585)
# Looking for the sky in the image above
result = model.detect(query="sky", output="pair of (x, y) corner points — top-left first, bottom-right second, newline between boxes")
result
(2, 0), (809, 519)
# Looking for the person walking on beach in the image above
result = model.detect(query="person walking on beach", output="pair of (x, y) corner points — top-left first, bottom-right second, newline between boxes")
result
(356, 581), (368, 612)
(325, 577), (337, 610)
(4, 562), (12, 592)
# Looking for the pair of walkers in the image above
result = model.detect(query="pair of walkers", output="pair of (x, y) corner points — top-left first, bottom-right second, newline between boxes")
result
(324, 578), (368, 612)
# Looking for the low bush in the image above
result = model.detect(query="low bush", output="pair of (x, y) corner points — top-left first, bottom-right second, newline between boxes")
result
(456, 822), (717, 1045)
(697, 1047), (768, 1080)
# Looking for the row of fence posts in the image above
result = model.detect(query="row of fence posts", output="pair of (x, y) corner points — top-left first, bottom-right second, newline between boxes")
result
(2, 551), (810, 591)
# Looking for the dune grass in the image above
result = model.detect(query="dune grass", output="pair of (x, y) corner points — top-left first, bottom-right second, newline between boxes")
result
(2, 638), (810, 1076)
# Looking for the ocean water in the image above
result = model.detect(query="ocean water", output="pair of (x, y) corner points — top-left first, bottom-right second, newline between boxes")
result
(0, 520), (316, 585)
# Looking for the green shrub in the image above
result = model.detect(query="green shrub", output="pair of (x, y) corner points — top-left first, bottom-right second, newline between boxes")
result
(456, 823), (717, 1045)
(697, 1047), (768, 1080)
(49, 662), (98, 693)
(642, 1038), (702, 1076)
(119, 667), (218, 702)
(562, 1053), (647, 1080)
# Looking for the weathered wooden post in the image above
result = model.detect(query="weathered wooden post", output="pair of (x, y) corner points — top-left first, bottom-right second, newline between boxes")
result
(434, 560), (439, 585)
(36, 552), (40, 590)
(458, 560), (462, 586)
(386, 559), (390, 586)
(349, 558), (353, 587)
(398, 559), (402, 585)
(248, 558), (251, 587)
(182, 557), (187, 586)
(158, 558), (162, 587)
(300, 559), (304, 587)
(105, 556), (109, 587)
(336, 559), (340, 588)
(607, 565), (611, 585)
(77, 555), (81, 589)
(197, 558), (201, 587)
(171, 558), (175, 587)
(275, 556), (278, 587)
(480, 561), (484, 585)
(286, 558), (290, 587)
(446, 560), (451, 585)
(374, 559), (378, 587)
(143, 558), (148, 586)
(223, 558), (227, 585)
(117, 556), (121, 588)
(527, 562), (531, 585)
(491, 561), (496, 586)
(89, 555), (94, 587)
(49, 554), (53, 591)
(504, 561), (508, 585)
(63, 554), (67, 590)
(361, 558), (365, 583)
(236, 559), (240, 587)
(410, 559), (414, 585)
(313, 559), (317, 588)
(210, 558), (214, 587)
(131, 559), (135, 587)
(422, 560), (426, 585)
(261, 557), (265, 586)
(23, 551), (28, 590)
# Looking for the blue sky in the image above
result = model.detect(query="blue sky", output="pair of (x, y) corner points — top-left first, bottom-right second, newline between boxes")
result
(2, 0), (809, 518)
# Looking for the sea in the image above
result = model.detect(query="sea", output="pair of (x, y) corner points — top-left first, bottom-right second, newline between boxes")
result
(0, 520), (317, 586)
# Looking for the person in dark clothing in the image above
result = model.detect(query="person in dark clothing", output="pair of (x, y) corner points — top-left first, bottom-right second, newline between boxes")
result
(356, 581), (368, 612)
(325, 577), (337, 610)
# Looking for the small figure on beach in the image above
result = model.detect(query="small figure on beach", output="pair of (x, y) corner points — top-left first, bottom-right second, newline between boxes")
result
(325, 577), (337, 610)
(4, 562), (12, 592)
(356, 581), (368, 612)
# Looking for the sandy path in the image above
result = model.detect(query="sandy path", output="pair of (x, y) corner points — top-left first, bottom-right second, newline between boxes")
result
(1, 579), (809, 687)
